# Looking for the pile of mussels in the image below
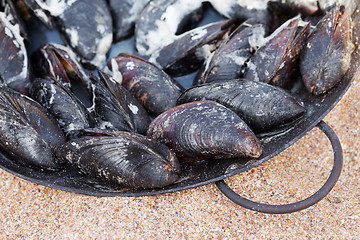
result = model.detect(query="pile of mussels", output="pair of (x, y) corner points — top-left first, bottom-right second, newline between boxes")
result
(0, 0), (357, 189)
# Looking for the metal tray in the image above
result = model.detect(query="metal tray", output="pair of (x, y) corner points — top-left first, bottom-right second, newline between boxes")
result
(0, 4), (359, 213)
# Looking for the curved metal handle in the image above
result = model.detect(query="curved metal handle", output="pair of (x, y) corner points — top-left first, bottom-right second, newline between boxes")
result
(215, 120), (343, 214)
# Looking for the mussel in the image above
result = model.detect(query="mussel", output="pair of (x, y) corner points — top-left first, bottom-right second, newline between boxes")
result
(106, 53), (184, 116)
(300, 5), (353, 95)
(29, 77), (94, 134)
(31, 43), (91, 91)
(317, 0), (350, 13)
(1, 0), (28, 38)
(149, 19), (236, 77)
(55, 130), (180, 189)
(89, 71), (151, 134)
(178, 79), (306, 134)
(194, 22), (266, 85)
(244, 15), (311, 88)
(0, 9), (31, 95)
(108, 0), (150, 41)
(0, 86), (65, 170)
(268, 0), (319, 18)
(147, 100), (262, 162)
(134, 0), (205, 57)
(21, 0), (53, 28)
(98, 71), (151, 134)
(23, 0), (113, 68)
(208, 0), (269, 21)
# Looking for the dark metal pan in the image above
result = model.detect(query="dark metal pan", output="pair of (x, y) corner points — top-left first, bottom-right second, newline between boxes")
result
(0, 4), (359, 214)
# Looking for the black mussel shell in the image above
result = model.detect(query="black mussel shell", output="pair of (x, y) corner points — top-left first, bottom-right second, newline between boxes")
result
(90, 73), (135, 133)
(0, 11), (32, 95)
(31, 43), (91, 91)
(149, 19), (236, 77)
(268, 0), (319, 19)
(55, 131), (180, 189)
(244, 15), (310, 88)
(178, 79), (306, 133)
(108, 0), (150, 41)
(1, 0), (28, 38)
(269, 20), (310, 88)
(300, 6), (353, 95)
(30, 78), (94, 134)
(95, 71), (151, 135)
(147, 100), (262, 163)
(0, 86), (65, 170)
(194, 22), (266, 85)
(135, 0), (205, 57)
(56, 0), (113, 69)
(106, 53), (184, 116)
(209, 0), (269, 21)
(26, 0), (113, 69)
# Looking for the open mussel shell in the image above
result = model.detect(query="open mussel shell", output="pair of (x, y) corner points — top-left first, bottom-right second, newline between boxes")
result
(178, 79), (306, 134)
(55, 131), (180, 189)
(0, 86), (65, 170)
(147, 101), (262, 163)
(106, 53), (184, 116)
(300, 5), (353, 95)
